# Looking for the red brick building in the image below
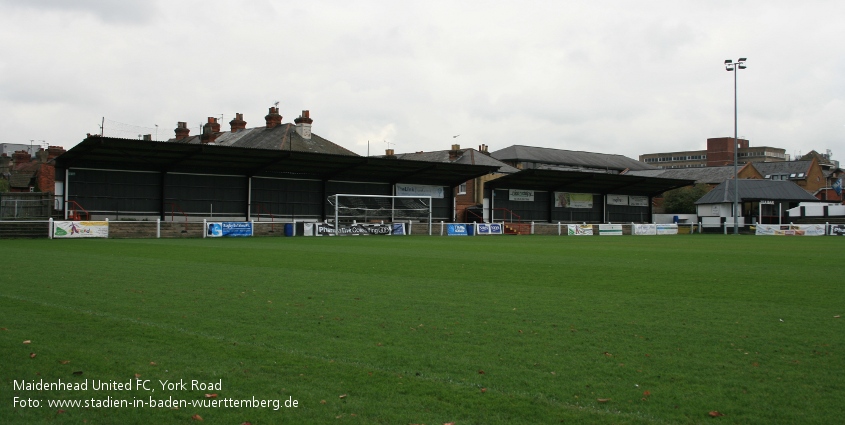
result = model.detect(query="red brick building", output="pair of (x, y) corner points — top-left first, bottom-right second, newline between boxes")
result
(640, 137), (788, 168)
(0, 146), (65, 193)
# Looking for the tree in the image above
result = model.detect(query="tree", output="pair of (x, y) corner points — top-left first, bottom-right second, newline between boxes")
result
(662, 184), (711, 214)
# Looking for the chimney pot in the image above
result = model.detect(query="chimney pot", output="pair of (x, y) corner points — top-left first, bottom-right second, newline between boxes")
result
(13, 150), (31, 166)
(47, 146), (65, 160)
(265, 107), (283, 128)
(174, 121), (190, 140)
(294, 110), (313, 139)
(201, 118), (220, 144)
(449, 144), (461, 161)
(229, 112), (247, 132)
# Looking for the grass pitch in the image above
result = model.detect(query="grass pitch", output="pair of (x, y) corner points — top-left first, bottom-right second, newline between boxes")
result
(1, 235), (843, 424)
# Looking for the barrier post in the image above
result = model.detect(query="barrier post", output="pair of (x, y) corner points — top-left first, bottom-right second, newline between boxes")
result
(440, 221), (444, 236)
(48, 217), (53, 239)
(203, 219), (207, 238)
(531, 221), (535, 235)
(558, 222), (561, 236)
(156, 218), (161, 239)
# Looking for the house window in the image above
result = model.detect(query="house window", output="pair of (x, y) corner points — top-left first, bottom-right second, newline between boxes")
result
(457, 182), (467, 195)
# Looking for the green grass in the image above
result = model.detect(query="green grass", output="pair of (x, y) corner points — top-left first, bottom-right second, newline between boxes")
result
(1, 235), (843, 424)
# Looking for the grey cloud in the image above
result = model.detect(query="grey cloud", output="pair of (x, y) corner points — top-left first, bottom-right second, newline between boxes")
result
(0, 0), (158, 24)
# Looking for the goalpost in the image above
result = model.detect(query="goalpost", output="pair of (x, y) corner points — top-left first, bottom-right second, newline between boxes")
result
(328, 194), (433, 235)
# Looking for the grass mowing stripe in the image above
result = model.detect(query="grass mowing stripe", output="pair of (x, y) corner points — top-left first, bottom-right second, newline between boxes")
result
(1, 236), (843, 424)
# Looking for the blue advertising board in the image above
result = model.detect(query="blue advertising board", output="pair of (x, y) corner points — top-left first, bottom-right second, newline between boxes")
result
(447, 223), (469, 236)
(207, 221), (253, 237)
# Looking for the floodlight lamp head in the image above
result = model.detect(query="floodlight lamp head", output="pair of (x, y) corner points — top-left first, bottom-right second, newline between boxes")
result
(738, 57), (747, 62)
(738, 64), (747, 69)
(725, 59), (733, 64)
(726, 66), (734, 71)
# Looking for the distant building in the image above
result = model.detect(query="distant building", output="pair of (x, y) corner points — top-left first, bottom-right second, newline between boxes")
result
(640, 137), (787, 169)
(695, 179), (820, 225)
(491, 145), (654, 174)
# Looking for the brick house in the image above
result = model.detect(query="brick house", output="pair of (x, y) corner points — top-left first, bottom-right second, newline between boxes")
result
(167, 107), (356, 156)
(0, 146), (65, 193)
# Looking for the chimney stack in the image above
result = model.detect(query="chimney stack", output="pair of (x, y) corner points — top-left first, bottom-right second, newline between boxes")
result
(385, 149), (396, 158)
(229, 113), (247, 132)
(294, 110), (313, 139)
(12, 150), (31, 166)
(36, 148), (49, 163)
(449, 144), (461, 161)
(265, 107), (282, 128)
(478, 144), (490, 155)
(47, 146), (65, 160)
(142, 134), (152, 141)
(201, 117), (219, 144)
(174, 122), (190, 140)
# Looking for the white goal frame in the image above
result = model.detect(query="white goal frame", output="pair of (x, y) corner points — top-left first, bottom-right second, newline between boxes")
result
(329, 194), (433, 235)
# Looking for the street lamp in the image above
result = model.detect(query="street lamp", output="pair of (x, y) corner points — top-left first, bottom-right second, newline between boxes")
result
(725, 57), (746, 235)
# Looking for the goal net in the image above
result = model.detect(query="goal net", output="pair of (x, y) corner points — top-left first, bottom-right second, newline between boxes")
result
(328, 193), (432, 229)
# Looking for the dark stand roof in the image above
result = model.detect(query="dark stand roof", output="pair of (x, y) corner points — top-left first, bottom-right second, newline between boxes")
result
(485, 168), (693, 197)
(56, 137), (500, 188)
(695, 179), (820, 204)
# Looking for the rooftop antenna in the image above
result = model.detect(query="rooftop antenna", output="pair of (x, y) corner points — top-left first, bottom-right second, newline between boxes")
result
(384, 140), (395, 150)
(155, 124), (158, 141)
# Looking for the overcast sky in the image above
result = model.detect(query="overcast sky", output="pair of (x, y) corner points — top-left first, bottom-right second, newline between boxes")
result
(1, 0), (843, 161)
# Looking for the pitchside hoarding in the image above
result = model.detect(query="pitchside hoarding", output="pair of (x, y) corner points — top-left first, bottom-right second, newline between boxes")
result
(633, 224), (656, 235)
(598, 224), (623, 236)
(832, 224), (845, 236)
(315, 223), (405, 236)
(207, 222), (253, 237)
(53, 221), (109, 238)
(656, 224), (678, 235)
(755, 224), (826, 236)
(447, 224), (469, 236)
(567, 224), (593, 235)
(476, 223), (503, 235)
